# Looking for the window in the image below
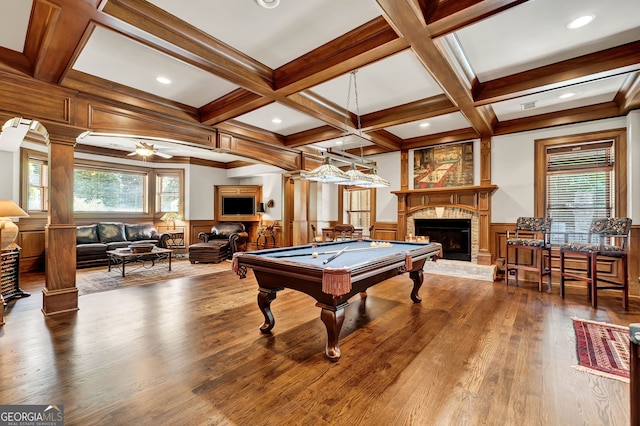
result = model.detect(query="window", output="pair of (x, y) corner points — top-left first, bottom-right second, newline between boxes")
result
(343, 187), (373, 236)
(27, 156), (48, 212)
(535, 129), (626, 243)
(156, 171), (182, 213)
(74, 166), (147, 212)
(21, 149), (184, 217)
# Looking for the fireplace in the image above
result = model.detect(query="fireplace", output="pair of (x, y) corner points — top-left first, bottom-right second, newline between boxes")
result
(414, 218), (471, 261)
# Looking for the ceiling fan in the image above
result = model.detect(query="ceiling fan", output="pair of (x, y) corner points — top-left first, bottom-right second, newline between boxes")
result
(127, 141), (173, 159)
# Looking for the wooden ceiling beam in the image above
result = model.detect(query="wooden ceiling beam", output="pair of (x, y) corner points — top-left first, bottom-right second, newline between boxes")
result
(376, 0), (495, 137)
(0, 46), (32, 76)
(216, 120), (287, 146)
(616, 72), (640, 114)
(200, 89), (271, 126)
(474, 41), (640, 105)
(402, 127), (479, 150)
(284, 126), (343, 149)
(424, 0), (530, 37)
(24, 0), (103, 83)
(360, 94), (458, 131)
(494, 102), (621, 135)
(274, 17), (409, 94)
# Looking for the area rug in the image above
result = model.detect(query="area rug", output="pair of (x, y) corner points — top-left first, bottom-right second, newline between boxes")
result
(76, 258), (233, 296)
(571, 317), (630, 383)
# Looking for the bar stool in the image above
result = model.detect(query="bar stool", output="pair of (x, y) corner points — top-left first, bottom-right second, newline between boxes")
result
(505, 217), (552, 292)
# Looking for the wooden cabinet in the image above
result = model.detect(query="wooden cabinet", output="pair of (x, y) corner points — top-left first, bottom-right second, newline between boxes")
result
(215, 185), (261, 222)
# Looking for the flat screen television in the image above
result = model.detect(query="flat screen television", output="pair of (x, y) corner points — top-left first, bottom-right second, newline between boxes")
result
(221, 196), (255, 216)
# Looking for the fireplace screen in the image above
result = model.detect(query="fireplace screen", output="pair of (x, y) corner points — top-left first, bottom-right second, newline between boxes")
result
(414, 218), (471, 261)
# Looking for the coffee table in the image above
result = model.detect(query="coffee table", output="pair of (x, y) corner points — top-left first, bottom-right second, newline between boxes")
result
(106, 247), (173, 277)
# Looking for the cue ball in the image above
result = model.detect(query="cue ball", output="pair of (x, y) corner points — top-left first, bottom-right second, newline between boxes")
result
(312, 252), (318, 258)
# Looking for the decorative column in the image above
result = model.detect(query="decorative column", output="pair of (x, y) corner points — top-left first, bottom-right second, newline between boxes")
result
(477, 137), (493, 265)
(397, 149), (409, 239)
(288, 172), (309, 246)
(42, 127), (78, 315)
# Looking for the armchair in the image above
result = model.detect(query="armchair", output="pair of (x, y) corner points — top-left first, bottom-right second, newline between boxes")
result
(197, 222), (249, 255)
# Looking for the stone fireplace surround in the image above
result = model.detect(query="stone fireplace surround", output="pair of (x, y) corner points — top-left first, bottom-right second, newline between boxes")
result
(393, 185), (498, 281)
(411, 211), (476, 262)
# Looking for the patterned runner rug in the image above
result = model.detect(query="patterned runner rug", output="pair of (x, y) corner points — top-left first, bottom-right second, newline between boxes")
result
(572, 317), (630, 382)
(76, 258), (233, 295)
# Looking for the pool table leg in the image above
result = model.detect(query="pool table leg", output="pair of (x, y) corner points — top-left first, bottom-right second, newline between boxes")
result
(409, 269), (424, 303)
(319, 305), (346, 362)
(257, 287), (281, 333)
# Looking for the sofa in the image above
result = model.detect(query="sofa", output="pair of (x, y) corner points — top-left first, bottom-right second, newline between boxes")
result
(76, 222), (169, 268)
(190, 222), (249, 263)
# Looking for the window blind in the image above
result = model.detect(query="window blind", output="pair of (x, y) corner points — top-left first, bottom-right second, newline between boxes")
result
(546, 140), (614, 242)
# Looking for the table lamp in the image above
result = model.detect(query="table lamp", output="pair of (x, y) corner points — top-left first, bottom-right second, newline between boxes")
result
(0, 200), (29, 250)
(159, 212), (183, 230)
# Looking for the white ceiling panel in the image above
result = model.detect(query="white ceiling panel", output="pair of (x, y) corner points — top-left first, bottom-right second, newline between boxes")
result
(72, 26), (238, 108)
(385, 112), (470, 139)
(147, 0), (382, 69)
(234, 102), (327, 135)
(310, 50), (444, 115)
(492, 75), (626, 121)
(311, 50), (442, 115)
(0, 0), (31, 52)
(456, 0), (640, 82)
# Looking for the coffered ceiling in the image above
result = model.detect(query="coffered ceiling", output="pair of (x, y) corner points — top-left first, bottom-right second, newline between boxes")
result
(0, 0), (638, 166)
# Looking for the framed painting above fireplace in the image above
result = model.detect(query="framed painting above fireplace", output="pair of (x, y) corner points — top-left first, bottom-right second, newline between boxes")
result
(413, 142), (474, 189)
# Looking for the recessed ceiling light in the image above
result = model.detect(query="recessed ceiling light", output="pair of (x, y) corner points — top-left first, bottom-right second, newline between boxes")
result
(256, 0), (280, 9)
(419, 122), (430, 128)
(156, 76), (172, 85)
(335, 139), (343, 146)
(559, 92), (576, 99)
(271, 118), (282, 124)
(567, 15), (595, 29)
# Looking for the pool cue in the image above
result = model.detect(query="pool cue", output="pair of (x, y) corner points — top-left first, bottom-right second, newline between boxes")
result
(270, 245), (383, 258)
(323, 246), (348, 264)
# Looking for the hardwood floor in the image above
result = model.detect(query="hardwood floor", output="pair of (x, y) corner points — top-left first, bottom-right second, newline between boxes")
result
(1, 269), (638, 425)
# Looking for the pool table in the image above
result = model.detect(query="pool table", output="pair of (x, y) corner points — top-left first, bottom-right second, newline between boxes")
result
(233, 240), (442, 361)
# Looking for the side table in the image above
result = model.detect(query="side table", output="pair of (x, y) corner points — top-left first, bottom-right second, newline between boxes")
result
(159, 226), (185, 249)
(256, 225), (276, 249)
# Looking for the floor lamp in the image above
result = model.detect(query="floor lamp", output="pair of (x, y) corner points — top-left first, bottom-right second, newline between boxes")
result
(0, 200), (29, 250)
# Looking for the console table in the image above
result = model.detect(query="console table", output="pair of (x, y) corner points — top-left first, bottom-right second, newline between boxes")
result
(256, 225), (276, 249)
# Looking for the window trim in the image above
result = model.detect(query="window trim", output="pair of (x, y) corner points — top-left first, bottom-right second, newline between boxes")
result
(20, 148), (48, 218)
(155, 169), (185, 215)
(20, 148), (185, 221)
(534, 128), (627, 218)
(339, 185), (376, 235)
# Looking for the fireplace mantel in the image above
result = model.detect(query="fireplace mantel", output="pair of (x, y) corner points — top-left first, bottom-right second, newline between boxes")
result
(392, 184), (498, 265)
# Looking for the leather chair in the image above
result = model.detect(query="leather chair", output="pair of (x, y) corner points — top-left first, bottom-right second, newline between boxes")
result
(190, 222), (249, 263)
(505, 217), (552, 292)
(560, 217), (631, 309)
